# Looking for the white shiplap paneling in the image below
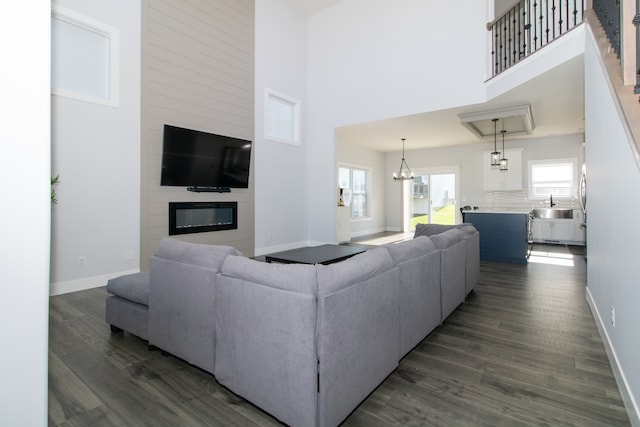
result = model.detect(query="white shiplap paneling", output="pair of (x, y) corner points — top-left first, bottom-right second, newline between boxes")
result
(141, 0), (255, 269)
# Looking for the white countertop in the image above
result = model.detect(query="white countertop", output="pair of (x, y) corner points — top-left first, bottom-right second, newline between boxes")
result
(462, 209), (531, 215)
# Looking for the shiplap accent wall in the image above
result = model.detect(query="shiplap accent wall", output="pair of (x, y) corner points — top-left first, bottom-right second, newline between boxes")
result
(141, 0), (255, 269)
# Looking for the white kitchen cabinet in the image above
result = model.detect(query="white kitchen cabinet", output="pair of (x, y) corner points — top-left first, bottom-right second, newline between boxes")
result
(531, 209), (585, 245)
(337, 206), (351, 243)
(484, 148), (523, 191)
(532, 219), (574, 243)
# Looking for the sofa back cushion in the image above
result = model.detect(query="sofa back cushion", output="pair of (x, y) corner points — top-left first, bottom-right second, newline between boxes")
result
(458, 225), (480, 295)
(155, 237), (242, 270)
(215, 256), (318, 427)
(384, 236), (442, 357)
(315, 247), (400, 427)
(414, 223), (463, 238)
(220, 254), (317, 294)
(429, 229), (466, 321)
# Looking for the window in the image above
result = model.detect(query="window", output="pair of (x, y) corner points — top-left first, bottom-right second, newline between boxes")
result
(338, 166), (370, 219)
(265, 88), (301, 145)
(51, 5), (120, 106)
(529, 159), (577, 199)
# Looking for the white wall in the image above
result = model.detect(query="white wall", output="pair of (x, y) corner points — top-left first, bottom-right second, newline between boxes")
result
(584, 24), (640, 423)
(254, 0), (309, 255)
(306, 0), (491, 243)
(0, 2), (50, 423)
(50, 0), (141, 295)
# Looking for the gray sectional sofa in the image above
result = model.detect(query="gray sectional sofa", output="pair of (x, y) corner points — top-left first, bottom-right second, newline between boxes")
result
(105, 224), (479, 427)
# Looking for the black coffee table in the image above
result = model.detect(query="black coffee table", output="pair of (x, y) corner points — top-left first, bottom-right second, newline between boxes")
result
(265, 244), (367, 265)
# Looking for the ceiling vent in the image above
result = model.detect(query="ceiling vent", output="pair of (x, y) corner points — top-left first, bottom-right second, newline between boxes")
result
(458, 104), (535, 139)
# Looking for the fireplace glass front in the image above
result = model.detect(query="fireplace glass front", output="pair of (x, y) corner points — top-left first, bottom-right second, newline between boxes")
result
(169, 202), (237, 235)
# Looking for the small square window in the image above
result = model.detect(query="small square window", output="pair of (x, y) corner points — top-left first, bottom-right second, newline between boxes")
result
(265, 88), (301, 145)
(51, 5), (120, 107)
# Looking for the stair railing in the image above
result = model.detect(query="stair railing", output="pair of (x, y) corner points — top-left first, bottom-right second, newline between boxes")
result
(487, 0), (586, 77)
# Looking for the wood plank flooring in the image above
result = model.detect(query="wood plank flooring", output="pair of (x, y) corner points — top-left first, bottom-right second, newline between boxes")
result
(48, 243), (630, 426)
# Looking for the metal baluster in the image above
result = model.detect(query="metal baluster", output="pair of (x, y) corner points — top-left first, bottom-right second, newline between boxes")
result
(517, 2), (523, 59)
(533, 1), (538, 49)
(566, 0), (570, 32)
(539, 2), (544, 49)
(573, 0), (578, 27)
(504, 15), (508, 70)
(509, 9), (515, 66)
(545, 0), (550, 44)
(552, 0), (557, 39)
(523, 0), (531, 57)
(493, 24), (500, 76)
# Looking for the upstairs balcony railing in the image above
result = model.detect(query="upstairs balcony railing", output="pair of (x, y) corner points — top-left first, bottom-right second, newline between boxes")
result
(487, 0), (586, 77)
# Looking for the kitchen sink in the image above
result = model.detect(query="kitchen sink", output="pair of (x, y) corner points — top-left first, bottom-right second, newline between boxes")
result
(531, 208), (573, 219)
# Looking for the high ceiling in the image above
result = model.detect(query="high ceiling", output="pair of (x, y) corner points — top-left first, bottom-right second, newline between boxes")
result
(289, 0), (585, 153)
(337, 55), (585, 152)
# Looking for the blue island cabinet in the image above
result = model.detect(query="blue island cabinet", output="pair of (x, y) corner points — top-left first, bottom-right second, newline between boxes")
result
(462, 212), (529, 264)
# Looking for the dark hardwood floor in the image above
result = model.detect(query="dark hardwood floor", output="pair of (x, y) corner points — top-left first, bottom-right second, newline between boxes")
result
(49, 243), (630, 426)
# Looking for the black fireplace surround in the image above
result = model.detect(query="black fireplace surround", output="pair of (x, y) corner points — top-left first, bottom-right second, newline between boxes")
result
(169, 202), (237, 235)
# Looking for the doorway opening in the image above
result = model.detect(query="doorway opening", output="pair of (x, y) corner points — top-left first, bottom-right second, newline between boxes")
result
(403, 168), (459, 232)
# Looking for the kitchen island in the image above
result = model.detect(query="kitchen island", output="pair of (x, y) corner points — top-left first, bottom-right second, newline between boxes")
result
(462, 210), (530, 264)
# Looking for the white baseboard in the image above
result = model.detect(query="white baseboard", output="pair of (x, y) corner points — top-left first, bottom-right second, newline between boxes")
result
(585, 287), (640, 426)
(254, 240), (317, 257)
(350, 227), (387, 239)
(50, 269), (140, 296)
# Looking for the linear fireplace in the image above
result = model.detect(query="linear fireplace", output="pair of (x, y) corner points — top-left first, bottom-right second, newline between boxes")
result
(169, 202), (237, 235)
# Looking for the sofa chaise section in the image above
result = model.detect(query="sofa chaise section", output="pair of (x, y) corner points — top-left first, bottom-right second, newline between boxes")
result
(148, 237), (242, 375)
(105, 271), (150, 340)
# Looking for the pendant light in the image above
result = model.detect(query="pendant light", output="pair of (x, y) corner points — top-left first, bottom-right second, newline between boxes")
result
(490, 118), (500, 167)
(499, 122), (509, 171)
(393, 138), (414, 181)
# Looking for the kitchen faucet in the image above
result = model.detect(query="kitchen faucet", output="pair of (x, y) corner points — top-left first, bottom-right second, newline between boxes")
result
(549, 194), (556, 207)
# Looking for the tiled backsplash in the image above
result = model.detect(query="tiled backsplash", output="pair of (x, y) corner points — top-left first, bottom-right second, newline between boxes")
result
(484, 190), (578, 211)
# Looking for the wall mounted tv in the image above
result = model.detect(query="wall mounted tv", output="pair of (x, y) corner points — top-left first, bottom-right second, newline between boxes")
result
(160, 124), (252, 192)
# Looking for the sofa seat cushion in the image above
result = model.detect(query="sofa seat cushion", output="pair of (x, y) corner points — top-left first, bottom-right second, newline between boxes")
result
(106, 271), (150, 306)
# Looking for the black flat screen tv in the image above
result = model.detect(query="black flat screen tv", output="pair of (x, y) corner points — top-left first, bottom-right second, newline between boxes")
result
(160, 124), (252, 189)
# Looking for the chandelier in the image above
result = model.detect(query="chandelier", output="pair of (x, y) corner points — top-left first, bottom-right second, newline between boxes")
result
(499, 125), (509, 171)
(490, 118), (500, 167)
(392, 138), (414, 181)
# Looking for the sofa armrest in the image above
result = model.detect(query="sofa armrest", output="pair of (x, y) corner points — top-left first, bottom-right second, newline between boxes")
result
(148, 256), (220, 374)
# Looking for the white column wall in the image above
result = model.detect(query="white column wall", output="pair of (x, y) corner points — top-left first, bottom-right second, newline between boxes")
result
(584, 24), (640, 423)
(254, 0), (309, 255)
(0, 2), (51, 424)
(306, 0), (490, 242)
(50, 0), (141, 294)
